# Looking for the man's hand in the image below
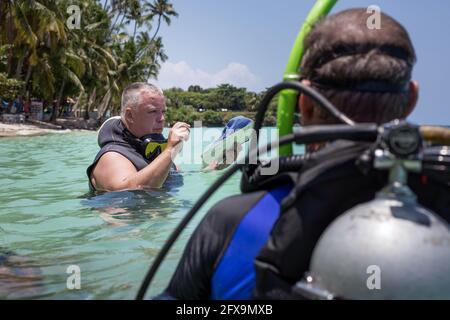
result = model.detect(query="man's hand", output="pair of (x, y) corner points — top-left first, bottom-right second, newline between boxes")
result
(225, 142), (242, 163)
(204, 142), (243, 171)
(167, 122), (190, 156)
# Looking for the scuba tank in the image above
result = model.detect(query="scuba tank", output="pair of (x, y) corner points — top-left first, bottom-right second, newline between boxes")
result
(292, 122), (450, 299)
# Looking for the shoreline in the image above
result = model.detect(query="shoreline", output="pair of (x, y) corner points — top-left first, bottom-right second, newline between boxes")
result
(0, 122), (84, 138)
(0, 112), (280, 138)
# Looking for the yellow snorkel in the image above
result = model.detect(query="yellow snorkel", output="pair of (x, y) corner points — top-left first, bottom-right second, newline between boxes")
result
(277, 0), (338, 156)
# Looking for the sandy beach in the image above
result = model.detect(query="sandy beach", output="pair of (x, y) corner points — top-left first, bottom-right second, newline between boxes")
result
(0, 122), (72, 137)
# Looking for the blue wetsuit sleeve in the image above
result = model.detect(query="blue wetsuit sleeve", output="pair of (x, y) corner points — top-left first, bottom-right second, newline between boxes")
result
(163, 191), (265, 300)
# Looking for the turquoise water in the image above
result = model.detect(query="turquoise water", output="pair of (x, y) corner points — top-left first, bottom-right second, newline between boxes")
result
(0, 127), (288, 299)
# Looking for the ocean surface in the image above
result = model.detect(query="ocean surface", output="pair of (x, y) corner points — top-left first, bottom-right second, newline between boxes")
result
(0, 127), (293, 299)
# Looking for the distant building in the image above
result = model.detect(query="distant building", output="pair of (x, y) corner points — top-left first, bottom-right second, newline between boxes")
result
(30, 99), (43, 121)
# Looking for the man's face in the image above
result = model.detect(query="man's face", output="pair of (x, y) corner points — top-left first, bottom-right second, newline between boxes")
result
(128, 90), (166, 137)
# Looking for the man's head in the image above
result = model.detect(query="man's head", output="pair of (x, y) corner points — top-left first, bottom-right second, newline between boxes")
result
(121, 82), (166, 138)
(299, 8), (418, 125)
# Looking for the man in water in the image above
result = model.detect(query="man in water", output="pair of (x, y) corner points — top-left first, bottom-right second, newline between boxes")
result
(158, 8), (449, 300)
(87, 83), (190, 192)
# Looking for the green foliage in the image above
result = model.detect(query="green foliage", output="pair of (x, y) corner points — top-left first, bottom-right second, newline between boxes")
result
(0, 0), (178, 119)
(163, 84), (279, 126)
(0, 1), (279, 127)
(0, 73), (24, 99)
(202, 110), (223, 126)
(187, 85), (203, 92)
(212, 84), (246, 111)
(0, 45), (10, 68)
(164, 108), (275, 127)
(166, 105), (200, 124)
(165, 84), (261, 112)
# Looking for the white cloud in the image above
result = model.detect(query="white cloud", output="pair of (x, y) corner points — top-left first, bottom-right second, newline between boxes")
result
(154, 61), (262, 91)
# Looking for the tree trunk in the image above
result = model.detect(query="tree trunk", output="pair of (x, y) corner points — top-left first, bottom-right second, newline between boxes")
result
(22, 64), (33, 96)
(7, 3), (14, 77)
(150, 15), (162, 44)
(71, 91), (84, 117)
(108, 11), (123, 38)
(97, 88), (112, 120)
(84, 103), (90, 120)
(15, 54), (26, 80)
(84, 88), (96, 120)
(133, 20), (138, 39)
(119, 12), (127, 27)
(51, 78), (65, 122)
(136, 16), (161, 61)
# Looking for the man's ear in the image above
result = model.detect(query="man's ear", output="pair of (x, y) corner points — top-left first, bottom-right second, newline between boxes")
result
(298, 80), (314, 125)
(124, 107), (133, 124)
(404, 81), (419, 118)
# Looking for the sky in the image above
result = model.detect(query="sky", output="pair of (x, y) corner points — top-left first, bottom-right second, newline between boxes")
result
(148, 0), (450, 125)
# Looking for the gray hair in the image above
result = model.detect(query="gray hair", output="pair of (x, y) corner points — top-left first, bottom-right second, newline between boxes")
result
(120, 82), (164, 117)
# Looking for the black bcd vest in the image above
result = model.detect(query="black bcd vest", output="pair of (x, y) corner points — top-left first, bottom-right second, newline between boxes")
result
(238, 141), (450, 299)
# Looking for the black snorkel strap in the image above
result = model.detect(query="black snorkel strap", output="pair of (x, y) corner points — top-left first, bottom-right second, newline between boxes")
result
(310, 80), (410, 93)
(302, 43), (414, 94)
(309, 44), (415, 71)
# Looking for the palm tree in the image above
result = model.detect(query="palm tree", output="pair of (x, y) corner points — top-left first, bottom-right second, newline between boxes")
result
(49, 46), (86, 121)
(0, 0), (38, 77)
(1, 0), (178, 123)
(147, 0), (178, 43)
(108, 0), (128, 38)
(129, 0), (143, 39)
(7, 0), (66, 98)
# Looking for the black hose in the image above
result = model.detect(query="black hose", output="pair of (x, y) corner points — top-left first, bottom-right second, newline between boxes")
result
(136, 134), (294, 300)
(246, 124), (379, 186)
(292, 124), (378, 144)
(136, 124), (379, 300)
(246, 81), (355, 184)
(136, 81), (361, 299)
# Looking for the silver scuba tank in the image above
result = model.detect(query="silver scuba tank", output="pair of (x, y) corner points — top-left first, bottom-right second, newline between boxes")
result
(293, 121), (450, 300)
